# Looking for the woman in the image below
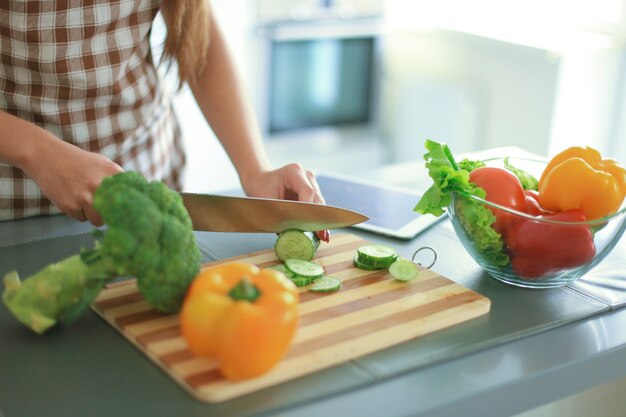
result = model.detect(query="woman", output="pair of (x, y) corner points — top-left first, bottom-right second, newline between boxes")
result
(0, 0), (324, 226)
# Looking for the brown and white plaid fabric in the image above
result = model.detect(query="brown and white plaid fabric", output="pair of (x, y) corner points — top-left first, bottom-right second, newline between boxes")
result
(0, 0), (186, 220)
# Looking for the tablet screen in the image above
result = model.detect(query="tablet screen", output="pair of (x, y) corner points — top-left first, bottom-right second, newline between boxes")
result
(316, 173), (441, 238)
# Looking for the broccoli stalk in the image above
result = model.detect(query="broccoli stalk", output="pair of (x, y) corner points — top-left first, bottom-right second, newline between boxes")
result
(2, 172), (201, 334)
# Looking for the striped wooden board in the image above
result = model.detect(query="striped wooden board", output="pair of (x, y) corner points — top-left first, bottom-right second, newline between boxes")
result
(91, 233), (490, 403)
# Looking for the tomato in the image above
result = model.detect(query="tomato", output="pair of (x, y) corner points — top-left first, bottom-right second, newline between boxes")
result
(315, 229), (330, 243)
(469, 167), (526, 236)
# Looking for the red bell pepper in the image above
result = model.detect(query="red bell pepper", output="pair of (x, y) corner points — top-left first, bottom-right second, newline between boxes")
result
(505, 209), (596, 278)
(523, 190), (552, 216)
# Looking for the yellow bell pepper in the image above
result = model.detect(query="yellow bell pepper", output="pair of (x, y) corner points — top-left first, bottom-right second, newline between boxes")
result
(538, 146), (626, 220)
(180, 262), (299, 380)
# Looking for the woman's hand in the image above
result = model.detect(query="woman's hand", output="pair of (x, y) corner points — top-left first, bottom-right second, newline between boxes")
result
(0, 110), (123, 225)
(24, 139), (123, 226)
(240, 163), (325, 204)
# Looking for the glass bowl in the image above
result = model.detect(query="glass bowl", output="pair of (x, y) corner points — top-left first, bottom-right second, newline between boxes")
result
(447, 157), (626, 288)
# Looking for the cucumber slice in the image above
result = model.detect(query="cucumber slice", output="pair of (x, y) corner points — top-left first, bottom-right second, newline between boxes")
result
(357, 245), (398, 263)
(355, 245), (398, 269)
(268, 264), (312, 287)
(389, 258), (419, 282)
(309, 276), (342, 293)
(290, 276), (313, 287)
(268, 264), (296, 279)
(284, 259), (325, 279)
(356, 255), (397, 269)
(274, 229), (320, 262)
(353, 255), (381, 271)
(354, 256), (397, 270)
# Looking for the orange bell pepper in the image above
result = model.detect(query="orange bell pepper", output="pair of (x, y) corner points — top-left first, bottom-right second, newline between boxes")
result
(538, 146), (626, 220)
(180, 262), (299, 380)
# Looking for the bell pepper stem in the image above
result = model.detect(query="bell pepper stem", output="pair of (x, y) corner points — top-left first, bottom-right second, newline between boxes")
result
(229, 277), (261, 303)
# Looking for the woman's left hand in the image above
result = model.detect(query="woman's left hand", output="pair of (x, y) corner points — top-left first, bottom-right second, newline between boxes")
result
(240, 163), (325, 204)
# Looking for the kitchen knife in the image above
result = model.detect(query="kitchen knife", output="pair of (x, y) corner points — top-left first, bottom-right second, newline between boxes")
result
(181, 192), (369, 233)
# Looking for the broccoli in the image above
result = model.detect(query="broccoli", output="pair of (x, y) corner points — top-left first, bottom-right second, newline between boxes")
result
(2, 171), (201, 333)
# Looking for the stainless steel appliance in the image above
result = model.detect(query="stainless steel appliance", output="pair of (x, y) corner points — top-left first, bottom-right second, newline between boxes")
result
(254, 1), (384, 137)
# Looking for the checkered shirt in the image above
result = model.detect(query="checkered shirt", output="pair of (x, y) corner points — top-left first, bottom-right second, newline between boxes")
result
(0, 0), (186, 220)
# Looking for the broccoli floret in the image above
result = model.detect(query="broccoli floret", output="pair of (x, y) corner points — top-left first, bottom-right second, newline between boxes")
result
(2, 172), (201, 333)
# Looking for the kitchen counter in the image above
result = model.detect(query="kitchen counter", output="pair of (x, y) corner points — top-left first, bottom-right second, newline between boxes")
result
(1, 151), (626, 417)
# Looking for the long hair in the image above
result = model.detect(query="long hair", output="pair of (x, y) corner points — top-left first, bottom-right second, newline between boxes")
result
(160, 0), (211, 89)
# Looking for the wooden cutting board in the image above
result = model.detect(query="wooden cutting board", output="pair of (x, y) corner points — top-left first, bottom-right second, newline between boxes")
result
(91, 233), (490, 403)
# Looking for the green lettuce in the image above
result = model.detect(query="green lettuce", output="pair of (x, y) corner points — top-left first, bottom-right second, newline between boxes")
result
(453, 198), (510, 266)
(458, 158), (486, 172)
(415, 139), (509, 266)
(504, 157), (538, 191)
(413, 140), (476, 216)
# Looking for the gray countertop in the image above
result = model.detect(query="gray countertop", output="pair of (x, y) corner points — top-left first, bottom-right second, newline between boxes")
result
(1, 150), (626, 417)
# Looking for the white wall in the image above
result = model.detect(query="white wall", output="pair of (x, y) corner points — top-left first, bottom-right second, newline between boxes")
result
(550, 47), (626, 160)
(611, 50), (626, 163)
(381, 0), (626, 162)
(379, 28), (560, 160)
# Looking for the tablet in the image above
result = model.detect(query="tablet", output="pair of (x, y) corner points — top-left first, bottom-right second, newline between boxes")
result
(315, 172), (444, 240)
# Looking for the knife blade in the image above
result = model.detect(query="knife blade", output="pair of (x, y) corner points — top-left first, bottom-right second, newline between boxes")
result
(180, 192), (369, 233)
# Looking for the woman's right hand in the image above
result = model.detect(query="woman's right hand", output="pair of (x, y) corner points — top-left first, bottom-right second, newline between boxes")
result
(25, 139), (123, 226)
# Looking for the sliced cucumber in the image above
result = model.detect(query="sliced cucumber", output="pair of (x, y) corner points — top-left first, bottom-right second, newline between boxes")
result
(284, 259), (325, 279)
(353, 255), (380, 271)
(355, 245), (398, 269)
(357, 245), (397, 262)
(274, 229), (320, 262)
(389, 258), (419, 282)
(290, 276), (313, 287)
(309, 276), (342, 293)
(269, 264), (312, 287)
(268, 264), (294, 276)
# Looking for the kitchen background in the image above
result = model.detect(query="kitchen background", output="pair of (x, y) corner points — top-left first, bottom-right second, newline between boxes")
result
(151, 0), (626, 193)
